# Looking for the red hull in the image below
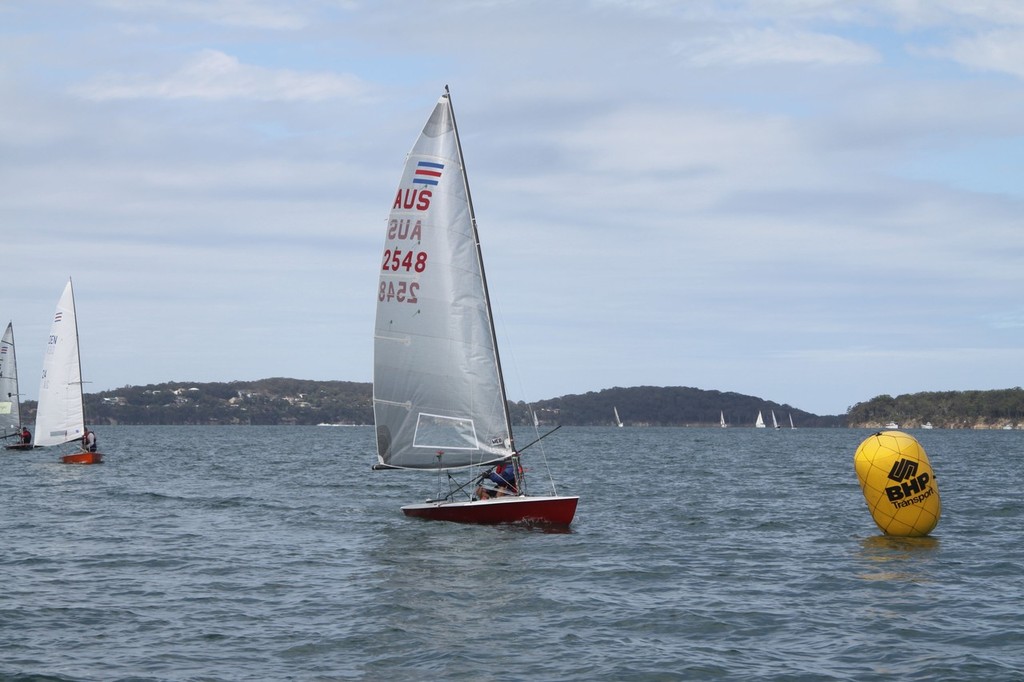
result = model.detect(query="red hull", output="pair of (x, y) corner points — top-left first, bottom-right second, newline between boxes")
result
(61, 451), (103, 465)
(402, 495), (578, 526)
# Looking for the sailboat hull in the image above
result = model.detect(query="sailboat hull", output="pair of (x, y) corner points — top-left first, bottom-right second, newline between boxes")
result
(61, 451), (103, 465)
(402, 495), (578, 526)
(4, 443), (36, 451)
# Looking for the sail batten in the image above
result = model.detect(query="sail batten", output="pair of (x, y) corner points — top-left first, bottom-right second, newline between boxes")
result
(373, 91), (512, 470)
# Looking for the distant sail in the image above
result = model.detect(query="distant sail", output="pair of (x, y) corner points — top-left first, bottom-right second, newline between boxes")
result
(0, 322), (20, 434)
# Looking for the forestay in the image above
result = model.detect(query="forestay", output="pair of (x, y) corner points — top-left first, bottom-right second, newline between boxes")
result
(373, 92), (512, 470)
(34, 280), (85, 447)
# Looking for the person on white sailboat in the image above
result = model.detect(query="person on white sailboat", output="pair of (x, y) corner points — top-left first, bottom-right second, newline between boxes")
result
(475, 461), (518, 499)
(82, 427), (97, 453)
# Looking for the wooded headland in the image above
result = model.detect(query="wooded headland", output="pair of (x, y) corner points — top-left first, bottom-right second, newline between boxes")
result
(11, 379), (1023, 429)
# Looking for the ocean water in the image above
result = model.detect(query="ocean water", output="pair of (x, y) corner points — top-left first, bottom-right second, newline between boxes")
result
(2, 425), (1022, 681)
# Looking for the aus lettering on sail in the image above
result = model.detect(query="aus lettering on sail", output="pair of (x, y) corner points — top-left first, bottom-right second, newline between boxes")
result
(380, 160), (441, 306)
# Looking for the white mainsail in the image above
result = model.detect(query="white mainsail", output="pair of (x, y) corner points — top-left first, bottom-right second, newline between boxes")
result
(720, 410), (727, 428)
(0, 322), (20, 433)
(373, 91), (512, 470)
(772, 410), (779, 429)
(755, 411), (765, 428)
(34, 280), (86, 447)
(614, 406), (623, 428)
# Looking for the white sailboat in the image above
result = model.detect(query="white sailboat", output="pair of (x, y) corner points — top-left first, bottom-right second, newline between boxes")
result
(614, 406), (624, 428)
(755, 411), (766, 428)
(1, 322), (33, 450)
(34, 279), (102, 464)
(788, 412), (795, 429)
(771, 410), (780, 430)
(372, 88), (577, 526)
(720, 410), (727, 428)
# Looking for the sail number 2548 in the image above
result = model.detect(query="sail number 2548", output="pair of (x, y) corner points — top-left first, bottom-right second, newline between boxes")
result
(379, 248), (427, 304)
(379, 279), (419, 304)
(381, 249), (428, 273)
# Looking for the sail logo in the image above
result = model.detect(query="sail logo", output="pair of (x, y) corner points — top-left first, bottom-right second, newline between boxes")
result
(884, 457), (933, 505)
(413, 161), (444, 186)
(54, 312), (63, 323)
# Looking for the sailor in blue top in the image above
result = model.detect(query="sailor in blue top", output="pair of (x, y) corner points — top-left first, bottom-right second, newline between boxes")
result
(475, 461), (517, 499)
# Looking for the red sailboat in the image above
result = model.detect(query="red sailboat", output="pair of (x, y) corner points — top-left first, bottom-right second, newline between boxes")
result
(371, 88), (577, 526)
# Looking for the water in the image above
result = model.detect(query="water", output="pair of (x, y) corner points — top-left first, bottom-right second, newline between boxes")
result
(2, 426), (1022, 681)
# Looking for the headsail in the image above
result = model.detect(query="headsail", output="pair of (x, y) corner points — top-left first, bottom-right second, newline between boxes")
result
(34, 280), (85, 447)
(373, 90), (512, 470)
(0, 322), (19, 433)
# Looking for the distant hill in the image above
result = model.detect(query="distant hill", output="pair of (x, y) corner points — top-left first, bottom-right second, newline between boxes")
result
(21, 378), (374, 427)
(846, 388), (1024, 429)
(528, 386), (841, 427)
(12, 379), (1022, 428)
(15, 379), (838, 427)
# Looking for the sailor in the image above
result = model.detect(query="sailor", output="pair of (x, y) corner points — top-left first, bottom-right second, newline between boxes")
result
(475, 461), (518, 499)
(82, 427), (97, 453)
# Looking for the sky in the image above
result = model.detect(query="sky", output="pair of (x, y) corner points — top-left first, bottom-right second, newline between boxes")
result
(2, 0), (1023, 416)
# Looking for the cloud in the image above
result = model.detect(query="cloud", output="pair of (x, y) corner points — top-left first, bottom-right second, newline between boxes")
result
(72, 49), (368, 102)
(884, 0), (1024, 29)
(673, 27), (880, 67)
(97, 0), (312, 30)
(933, 29), (1024, 79)
(6, 0), (1024, 416)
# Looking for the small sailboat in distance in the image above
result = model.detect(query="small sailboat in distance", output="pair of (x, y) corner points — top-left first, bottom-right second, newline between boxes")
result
(755, 411), (766, 428)
(371, 88), (577, 526)
(34, 279), (103, 464)
(720, 410), (727, 428)
(772, 410), (780, 430)
(614, 406), (624, 428)
(1, 322), (33, 450)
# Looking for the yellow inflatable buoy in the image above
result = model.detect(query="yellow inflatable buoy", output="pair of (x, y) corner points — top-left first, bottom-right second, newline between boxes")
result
(854, 431), (941, 537)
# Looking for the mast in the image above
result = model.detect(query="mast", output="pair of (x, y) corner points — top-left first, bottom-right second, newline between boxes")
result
(69, 277), (86, 430)
(444, 86), (515, 452)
